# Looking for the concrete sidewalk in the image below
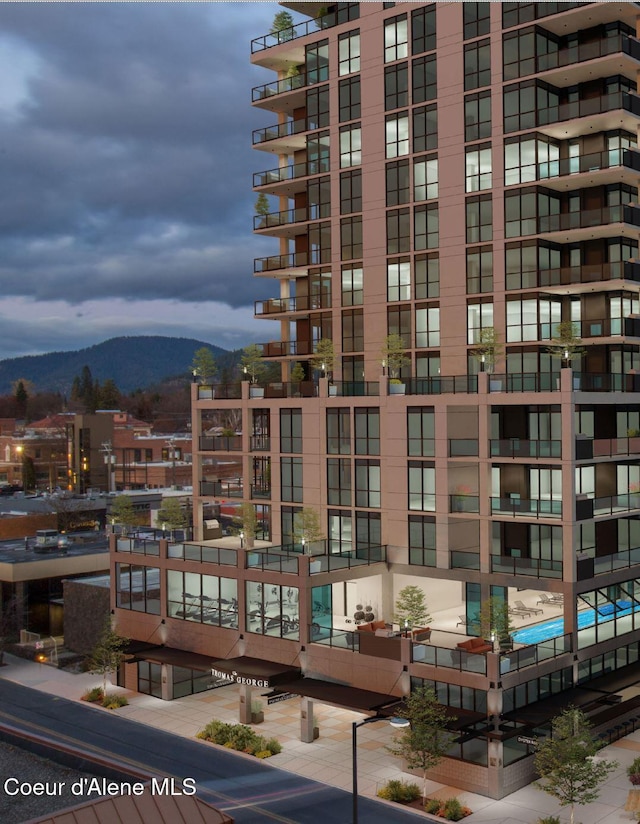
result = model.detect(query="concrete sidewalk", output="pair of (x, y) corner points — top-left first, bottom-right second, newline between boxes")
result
(1, 654), (637, 824)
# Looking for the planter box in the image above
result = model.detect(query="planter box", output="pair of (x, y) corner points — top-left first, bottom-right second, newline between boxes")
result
(389, 383), (406, 395)
(250, 386), (265, 399)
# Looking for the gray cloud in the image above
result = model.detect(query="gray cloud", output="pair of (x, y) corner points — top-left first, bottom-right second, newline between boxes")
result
(0, 1), (282, 341)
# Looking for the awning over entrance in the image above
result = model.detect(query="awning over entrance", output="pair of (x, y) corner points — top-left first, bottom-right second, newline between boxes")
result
(209, 656), (301, 689)
(276, 677), (403, 712)
(126, 645), (215, 672)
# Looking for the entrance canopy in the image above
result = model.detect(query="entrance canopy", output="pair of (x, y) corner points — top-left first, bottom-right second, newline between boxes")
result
(276, 677), (402, 712)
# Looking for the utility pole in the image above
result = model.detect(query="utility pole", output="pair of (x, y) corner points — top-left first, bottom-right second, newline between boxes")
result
(100, 440), (115, 493)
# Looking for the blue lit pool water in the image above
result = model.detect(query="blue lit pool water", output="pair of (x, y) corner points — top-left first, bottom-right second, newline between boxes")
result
(512, 600), (640, 645)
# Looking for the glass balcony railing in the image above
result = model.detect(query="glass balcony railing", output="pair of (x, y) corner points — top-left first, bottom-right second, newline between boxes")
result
(254, 158), (330, 189)
(450, 551), (481, 570)
(253, 117), (307, 146)
(309, 546), (386, 573)
(246, 550), (299, 574)
(170, 543), (238, 566)
(536, 260), (634, 287)
(500, 634), (571, 673)
(411, 642), (487, 674)
(255, 294), (331, 315)
(400, 376), (478, 395)
(199, 480), (243, 498)
(196, 384), (242, 400)
(449, 495), (480, 514)
(254, 204), (331, 231)
(199, 435), (242, 452)
(252, 67), (329, 103)
(491, 496), (562, 518)
(535, 147), (640, 181)
(254, 249), (329, 274)
(449, 439), (479, 457)
(536, 204), (640, 234)
(490, 439), (561, 458)
(490, 555), (563, 578)
(524, 91), (640, 130)
(332, 381), (380, 397)
(310, 625), (359, 651)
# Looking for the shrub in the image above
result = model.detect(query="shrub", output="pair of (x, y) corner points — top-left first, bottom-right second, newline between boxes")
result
(377, 779), (421, 803)
(424, 798), (441, 814)
(102, 693), (128, 709)
(443, 798), (465, 822)
(537, 817), (561, 824)
(628, 757), (640, 784)
(81, 686), (104, 703)
(255, 750), (273, 759)
(266, 738), (282, 755)
(196, 720), (282, 759)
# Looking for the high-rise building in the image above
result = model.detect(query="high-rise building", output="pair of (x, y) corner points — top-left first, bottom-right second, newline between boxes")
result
(115, 2), (640, 799)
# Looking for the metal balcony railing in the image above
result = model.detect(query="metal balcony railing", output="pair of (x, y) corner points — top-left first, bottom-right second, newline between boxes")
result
(490, 439), (561, 458)
(251, 4), (359, 53)
(253, 158), (330, 188)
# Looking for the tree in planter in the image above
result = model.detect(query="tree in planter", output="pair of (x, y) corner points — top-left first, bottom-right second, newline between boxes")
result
(156, 497), (187, 531)
(382, 333), (410, 382)
(241, 344), (266, 385)
(271, 10), (294, 40)
(393, 585), (431, 629)
(293, 507), (324, 550)
(472, 327), (504, 374)
(87, 619), (129, 695)
(233, 502), (258, 548)
(534, 706), (617, 824)
(110, 495), (138, 529)
(290, 361), (305, 384)
(191, 347), (217, 384)
(386, 684), (454, 805)
(476, 597), (514, 646)
(255, 192), (270, 216)
(547, 320), (585, 368)
(311, 338), (335, 381)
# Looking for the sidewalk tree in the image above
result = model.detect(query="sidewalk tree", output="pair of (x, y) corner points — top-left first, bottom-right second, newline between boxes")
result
(386, 684), (453, 804)
(156, 497), (187, 530)
(191, 347), (217, 384)
(382, 333), (410, 381)
(534, 706), (617, 824)
(87, 619), (129, 695)
(393, 585), (431, 628)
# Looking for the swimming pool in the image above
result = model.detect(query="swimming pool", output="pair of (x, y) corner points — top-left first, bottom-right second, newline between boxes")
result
(512, 600), (640, 645)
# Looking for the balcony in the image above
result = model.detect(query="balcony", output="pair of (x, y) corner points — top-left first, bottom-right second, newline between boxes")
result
(527, 148), (640, 190)
(199, 435), (242, 452)
(449, 439), (479, 457)
(488, 373), (560, 392)
(308, 545), (387, 573)
(537, 260), (636, 290)
(255, 294), (331, 316)
(253, 117), (307, 150)
(490, 439), (561, 458)
(450, 551), (481, 570)
(251, 4), (359, 54)
(250, 484), (271, 500)
(253, 159), (330, 194)
(250, 435), (271, 451)
(593, 547), (640, 575)
(491, 497), (562, 518)
(332, 381), (380, 397)
(199, 480), (243, 498)
(264, 381), (317, 398)
(535, 91), (640, 139)
(490, 555), (563, 578)
(593, 493), (640, 516)
(585, 436), (640, 459)
(577, 373), (640, 392)
(196, 384), (242, 401)
(259, 340), (314, 358)
(449, 494), (480, 514)
(254, 250), (329, 277)
(252, 67), (329, 108)
(534, 204), (640, 240)
(254, 205), (330, 234)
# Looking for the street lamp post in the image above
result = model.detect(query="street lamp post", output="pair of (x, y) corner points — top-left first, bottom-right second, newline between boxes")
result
(352, 715), (409, 824)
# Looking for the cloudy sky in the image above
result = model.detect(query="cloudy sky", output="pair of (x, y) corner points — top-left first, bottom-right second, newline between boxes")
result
(0, 1), (292, 358)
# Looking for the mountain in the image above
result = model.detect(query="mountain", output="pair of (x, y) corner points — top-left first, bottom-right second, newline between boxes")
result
(0, 336), (236, 395)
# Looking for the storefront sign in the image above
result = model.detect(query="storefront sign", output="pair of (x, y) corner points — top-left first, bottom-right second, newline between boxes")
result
(517, 735), (537, 747)
(210, 667), (271, 688)
(267, 692), (296, 705)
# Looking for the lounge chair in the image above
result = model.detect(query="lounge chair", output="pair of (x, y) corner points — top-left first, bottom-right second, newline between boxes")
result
(508, 605), (531, 617)
(515, 599), (543, 615)
(537, 593), (563, 606)
(456, 615), (468, 627)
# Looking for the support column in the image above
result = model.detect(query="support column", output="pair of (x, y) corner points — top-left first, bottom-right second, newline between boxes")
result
(162, 664), (172, 701)
(300, 696), (315, 742)
(239, 683), (252, 724)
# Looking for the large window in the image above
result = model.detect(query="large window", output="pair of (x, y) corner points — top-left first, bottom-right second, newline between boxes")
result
(327, 408), (351, 454)
(464, 39), (490, 90)
(246, 581), (299, 639)
(339, 30), (360, 76)
(167, 570), (237, 628)
(387, 258), (411, 301)
(413, 104), (437, 152)
(339, 76), (361, 121)
(328, 458), (352, 506)
(340, 169), (362, 214)
(386, 112), (409, 158)
(414, 155), (438, 201)
(464, 2), (490, 39)
(412, 54), (437, 103)
(407, 407), (435, 457)
(341, 263), (363, 306)
(465, 144), (492, 192)
(415, 305), (440, 347)
(387, 208), (411, 254)
(355, 408), (380, 455)
(280, 409), (302, 453)
(342, 308), (364, 352)
(281, 457), (303, 502)
(306, 85), (330, 130)
(409, 515), (436, 566)
(415, 204), (438, 249)
(466, 246), (493, 294)
(385, 63), (408, 110)
(341, 216), (362, 259)
(467, 301), (494, 344)
(306, 39), (329, 84)
(466, 195), (492, 243)
(388, 305), (412, 348)
(355, 460), (381, 508)
(416, 253), (439, 299)
(465, 91), (491, 142)
(116, 564), (160, 614)
(386, 160), (410, 206)
(328, 510), (352, 553)
(411, 5), (436, 55)
(409, 462), (436, 511)
(384, 14), (408, 62)
(340, 125), (362, 167)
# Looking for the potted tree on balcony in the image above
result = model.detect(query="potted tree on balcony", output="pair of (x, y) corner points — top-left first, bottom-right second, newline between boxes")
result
(191, 347), (217, 385)
(254, 193), (270, 230)
(311, 338), (336, 393)
(270, 10), (294, 42)
(242, 343), (266, 397)
(548, 321), (584, 389)
(477, 597), (514, 651)
(472, 327), (504, 389)
(393, 585), (432, 638)
(382, 333), (410, 394)
(293, 507), (324, 554)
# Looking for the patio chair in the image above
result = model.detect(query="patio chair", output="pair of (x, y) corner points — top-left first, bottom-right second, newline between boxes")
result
(508, 605), (531, 617)
(537, 593), (563, 606)
(515, 599), (543, 615)
(456, 615), (468, 627)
